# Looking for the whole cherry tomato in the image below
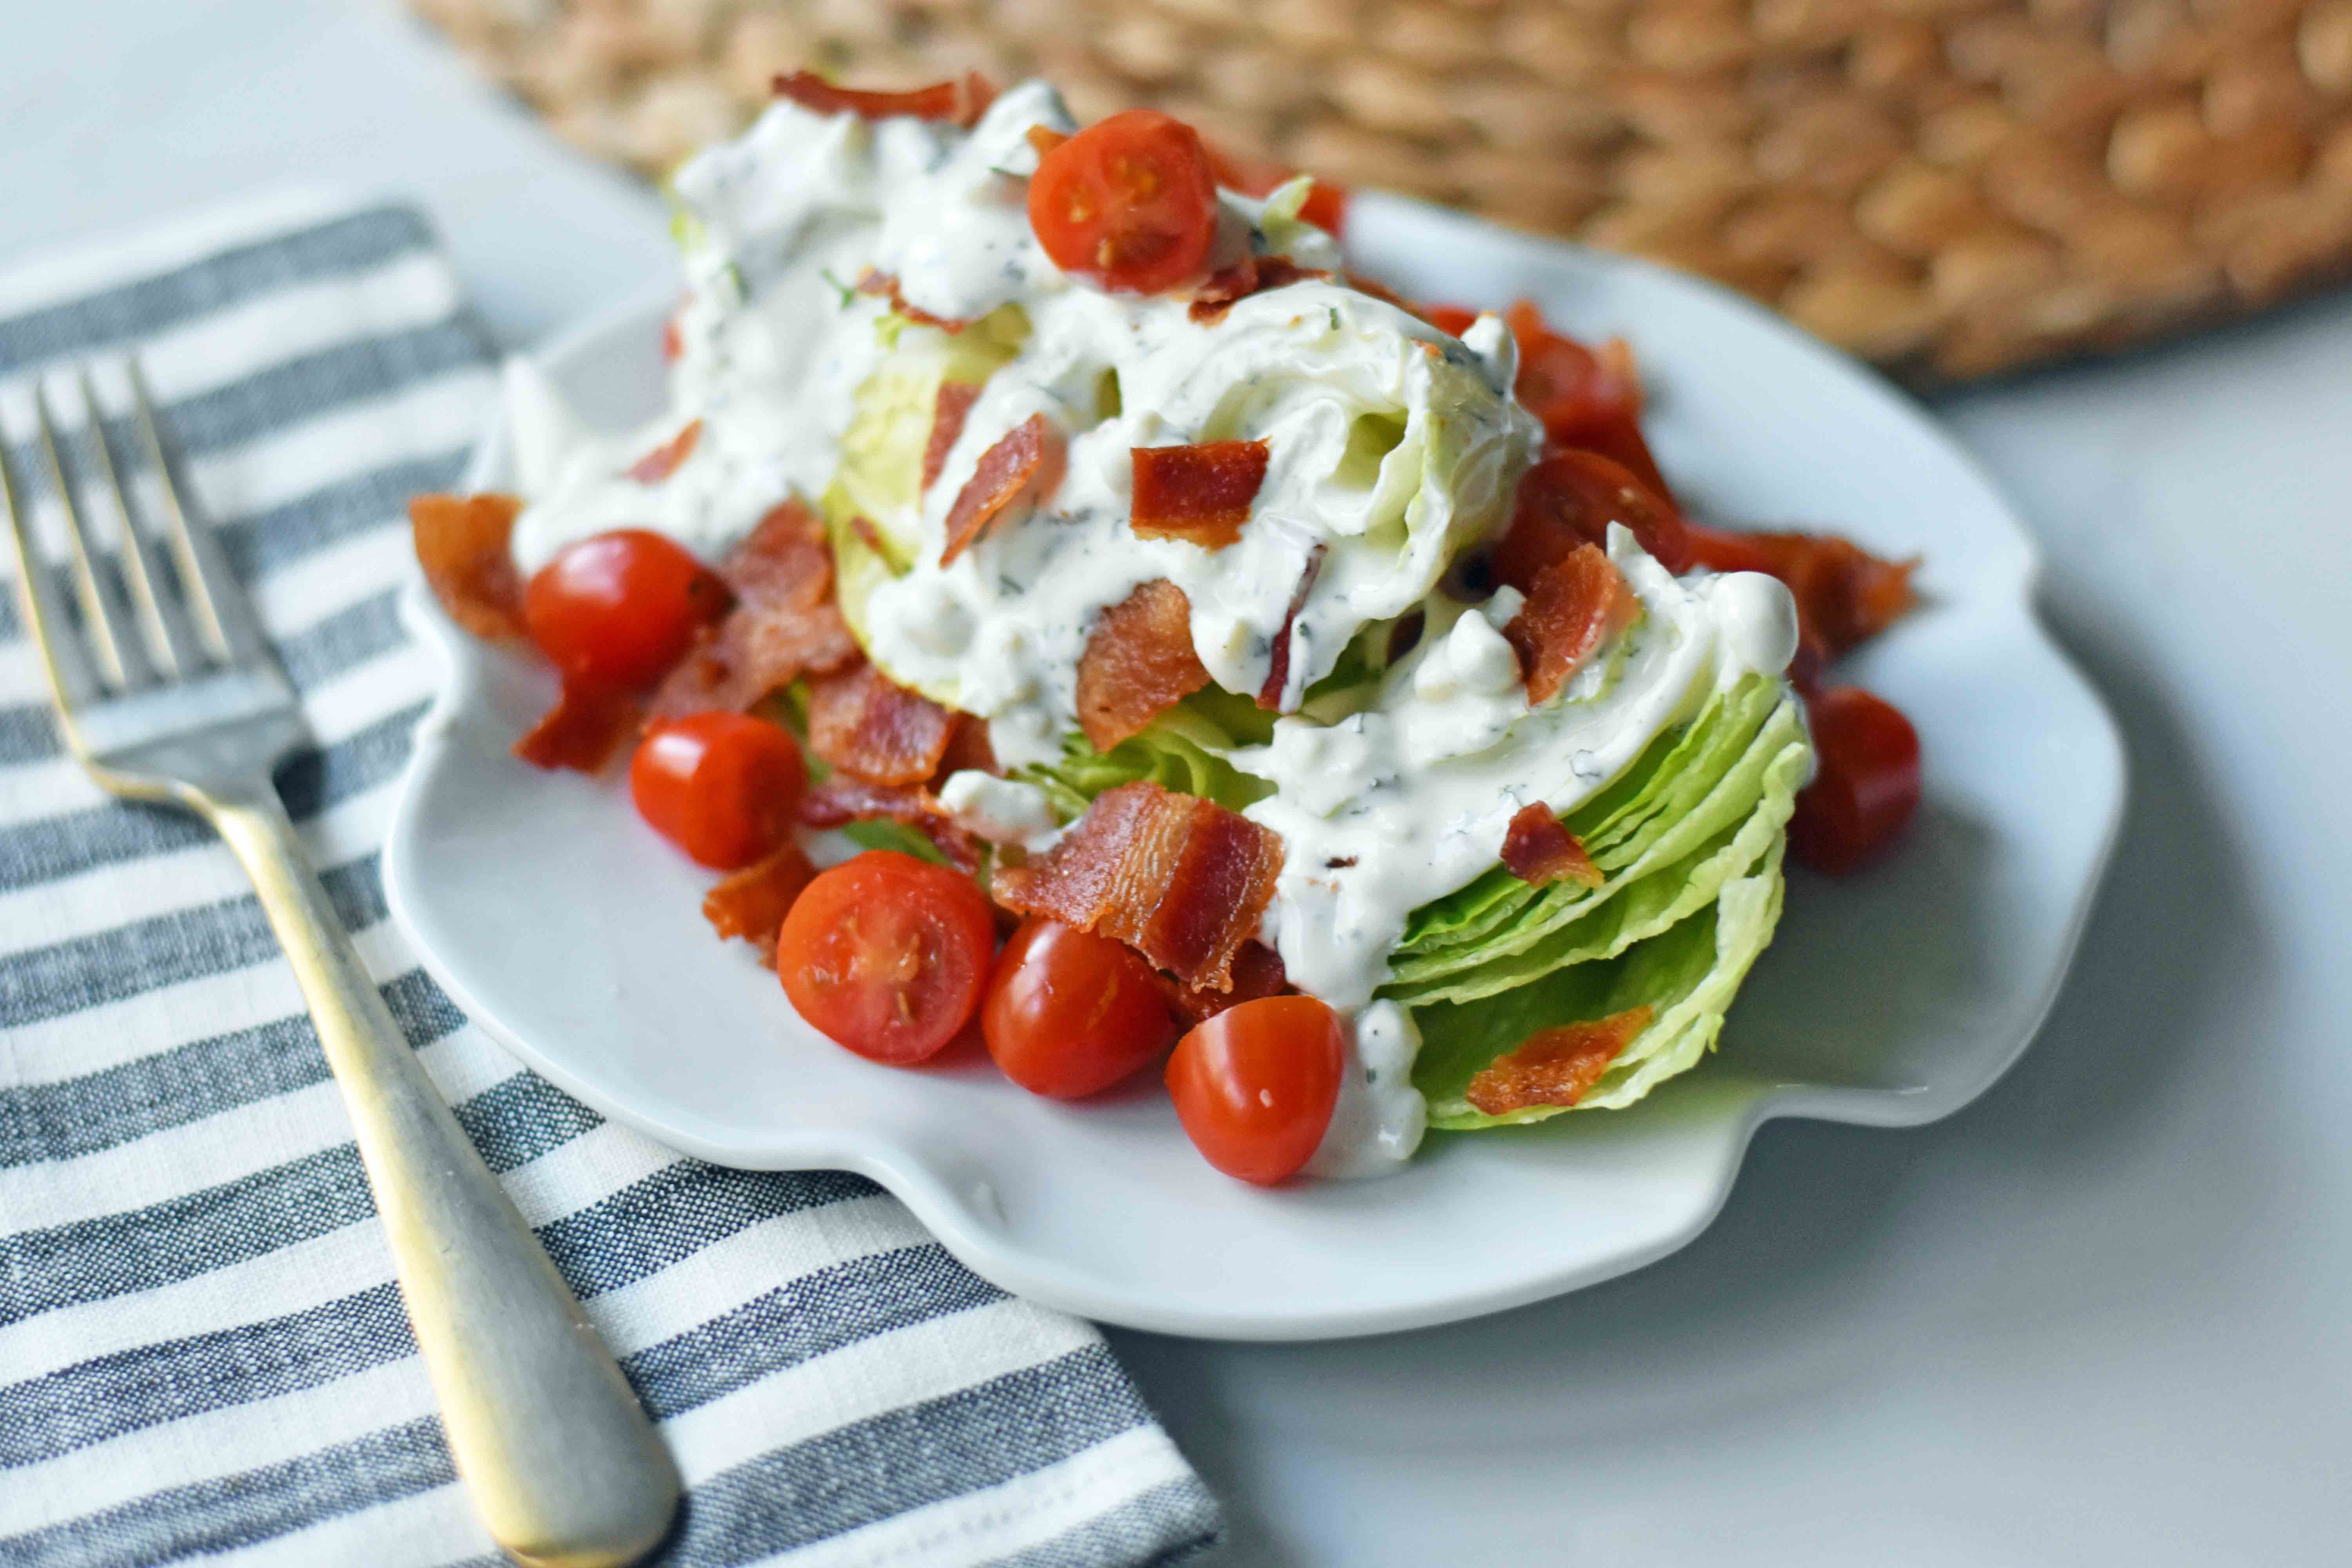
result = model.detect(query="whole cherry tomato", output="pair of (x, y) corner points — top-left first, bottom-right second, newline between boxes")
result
(630, 712), (807, 870)
(523, 529), (726, 688)
(1029, 110), (1220, 295)
(776, 851), (998, 1065)
(982, 919), (1180, 1098)
(1791, 686), (1922, 875)
(1165, 995), (1346, 1185)
(1495, 449), (1694, 588)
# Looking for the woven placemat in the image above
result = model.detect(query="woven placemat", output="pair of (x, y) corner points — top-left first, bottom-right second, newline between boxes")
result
(412, 0), (2352, 380)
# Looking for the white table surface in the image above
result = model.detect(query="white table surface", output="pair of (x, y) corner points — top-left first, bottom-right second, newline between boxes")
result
(11, 4), (2347, 1563)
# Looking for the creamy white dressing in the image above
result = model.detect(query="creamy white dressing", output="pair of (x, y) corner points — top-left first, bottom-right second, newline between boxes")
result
(497, 81), (1800, 1178)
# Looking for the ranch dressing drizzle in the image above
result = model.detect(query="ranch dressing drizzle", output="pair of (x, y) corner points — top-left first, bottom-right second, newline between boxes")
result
(498, 82), (1800, 1176)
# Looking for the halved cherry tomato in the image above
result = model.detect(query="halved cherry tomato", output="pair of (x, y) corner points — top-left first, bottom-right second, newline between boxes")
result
(777, 851), (998, 1064)
(1791, 686), (1921, 875)
(1029, 110), (1219, 295)
(1421, 303), (1481, 338)
(982, 919), (1180, 1098)
(523, 529), (726, 688)
(1495, 449), (1694, 588)
(630, 712), (807, 870)
(1166, 995), (1345, 1185)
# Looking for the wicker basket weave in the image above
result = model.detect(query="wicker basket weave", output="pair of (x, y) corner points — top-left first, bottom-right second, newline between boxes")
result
(412, 0), (2352, 380)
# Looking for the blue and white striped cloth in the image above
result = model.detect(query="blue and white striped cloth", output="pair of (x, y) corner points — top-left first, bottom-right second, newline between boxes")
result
(0, 192), (1220, 1568)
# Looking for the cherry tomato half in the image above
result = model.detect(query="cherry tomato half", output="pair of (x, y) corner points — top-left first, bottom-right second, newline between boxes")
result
(1791, 686), (1922, 875)
(630, 712), (807, 870)
(777, 851), (998, 1065)
(1495, 448), (1694, 588)
(1029, 110), (1219, 295)
(523, 528), (726, 688)
(1166, 995), (1346, 1185)
(982, 919), (1180, 1098)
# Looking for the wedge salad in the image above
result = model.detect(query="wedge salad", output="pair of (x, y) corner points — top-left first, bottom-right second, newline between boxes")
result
(410, 72), (1922, 1184)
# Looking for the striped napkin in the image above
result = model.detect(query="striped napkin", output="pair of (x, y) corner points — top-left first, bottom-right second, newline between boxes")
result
(0, 192), (1219, 1568)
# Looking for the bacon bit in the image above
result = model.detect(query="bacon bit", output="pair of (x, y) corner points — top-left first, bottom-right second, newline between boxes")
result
(1168, 941), (1290, 1025)
(922, 381), (982, 494)
(1186, 256), (1330, 325)
(804, 662), (958, 786)
(847, 515), (889, 557)
(1501, 300), (1671, 499)
(1497, 448), (1693, 585)
(1256, 544), (1327, 711)
(931, 712), (998, 784)
(853, 268), (971, 334)
(1026, 125), (1069, 157)
(625, 419), (702, 484)
(1464, 1006), (1654, 1116)
(797, 777), (982, 872)
(1129, 440), (1270, 549)
(1504, 543), (1639, 706)
(773, 70), (995, 128)
(649, 501), (857, 716)
(1684, 525), (1919, 662)
(991, 780), (1285, 992)
(1076, 579), (1211, 751)
(940, 414), (1063, 565)
(661, 317), (682, 363)
(1500, 803), (1604, 889)
(1419, 303), (1480, 337)
(514, 679), (640, 773)
(702, 840), (818, 955)
(409, 492), (526, 640)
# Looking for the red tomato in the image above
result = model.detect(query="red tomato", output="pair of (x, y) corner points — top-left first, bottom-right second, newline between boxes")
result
(776, 851), (998, 1065)
(523, 529), (726, 688)
(630, 712), (807, 870)
(1503, 302), (1673, 498)
(982, 919), (1179, 1098)
(1165, 995), (1346, 1185)
(1791, 686), (1922, 875)
(1297, 179), (1349, 240)
(1029, 111), (1219, 294)
(1495, 449), (1694, 588)
(1421, 304), (1481, 338)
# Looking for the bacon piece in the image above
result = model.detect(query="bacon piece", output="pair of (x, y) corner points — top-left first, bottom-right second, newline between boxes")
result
(514, 679), (640, 773)
(931, 712), (998, 784)
(1186, 256), (1330, 325)
(702, 841), (818, 955)
(854, 268), (971, 334)
(797, 777), (982, 872)
(805, 663), (958, 786)
(1500, 803), (1604, 889)
(940, 414), (1062, 565)
(1684, 525), (1918, 662)
(624, 419), (702, 484)
(1420, 303), (1480, 337)
(409, 492), (526, 640)
(1076, 580), (1211, 751)
(1026, 125), (1069, 158)
(1503, 543), (1639, 706)
(1503, 301), (1671, 499)
(922, 381), (981, 493)
(773, 70), (995, 128)
(1256, 544), (1327, 711)
(991, 781), (1284, 992)
(1497, 448), (1693, 584)
(1129, 441), (1270, 548)
(650, 501), (857, 717)
(1464, 1006), (1654, 1116)
(1168, 941), (1289, 1025)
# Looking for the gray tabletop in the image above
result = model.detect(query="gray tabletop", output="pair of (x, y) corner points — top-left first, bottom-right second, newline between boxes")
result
(14, 3), (2348, 1563)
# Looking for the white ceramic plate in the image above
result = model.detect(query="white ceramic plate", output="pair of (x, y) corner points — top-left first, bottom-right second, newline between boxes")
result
(384, 192), (2125, 1341)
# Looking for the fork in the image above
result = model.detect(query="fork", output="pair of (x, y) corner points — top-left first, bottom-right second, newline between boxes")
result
(0, 364), (681, 1568)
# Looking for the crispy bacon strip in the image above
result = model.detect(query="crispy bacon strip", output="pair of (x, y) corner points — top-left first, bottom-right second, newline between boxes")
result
(1465, 1006), (1654, 1116)
(1186, 256), (1329, 325)
(922, 381), (981, 493)
(991, 781), (1284, 992)
(1130, 440), (1270, 549)
(409, 492), (526, 639)
(702, 841), (818, 954)
(1684, 525), (1918, 662)
(1256, 544), (1327, 711)
(804, 663), (958, 786)
(1168, 941), (1289, 1025)
(1500, 803), (1604, 889)
(650, 501), (857, 717)
(1503, 543), (1639, 706)
(797, 777), (982, 872)
(940, 414), (1062, 566)
(855, 268), (971, 334)
(773, 70), (994, 128)
(514, 679), (640, 773)
(1076, 579), (1211, 751)
(624, 419), (702, 484)
(932, 713), (998, 782)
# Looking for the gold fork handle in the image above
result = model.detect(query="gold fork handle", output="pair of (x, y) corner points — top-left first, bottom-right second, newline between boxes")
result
(206, 787), (681, 1568)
